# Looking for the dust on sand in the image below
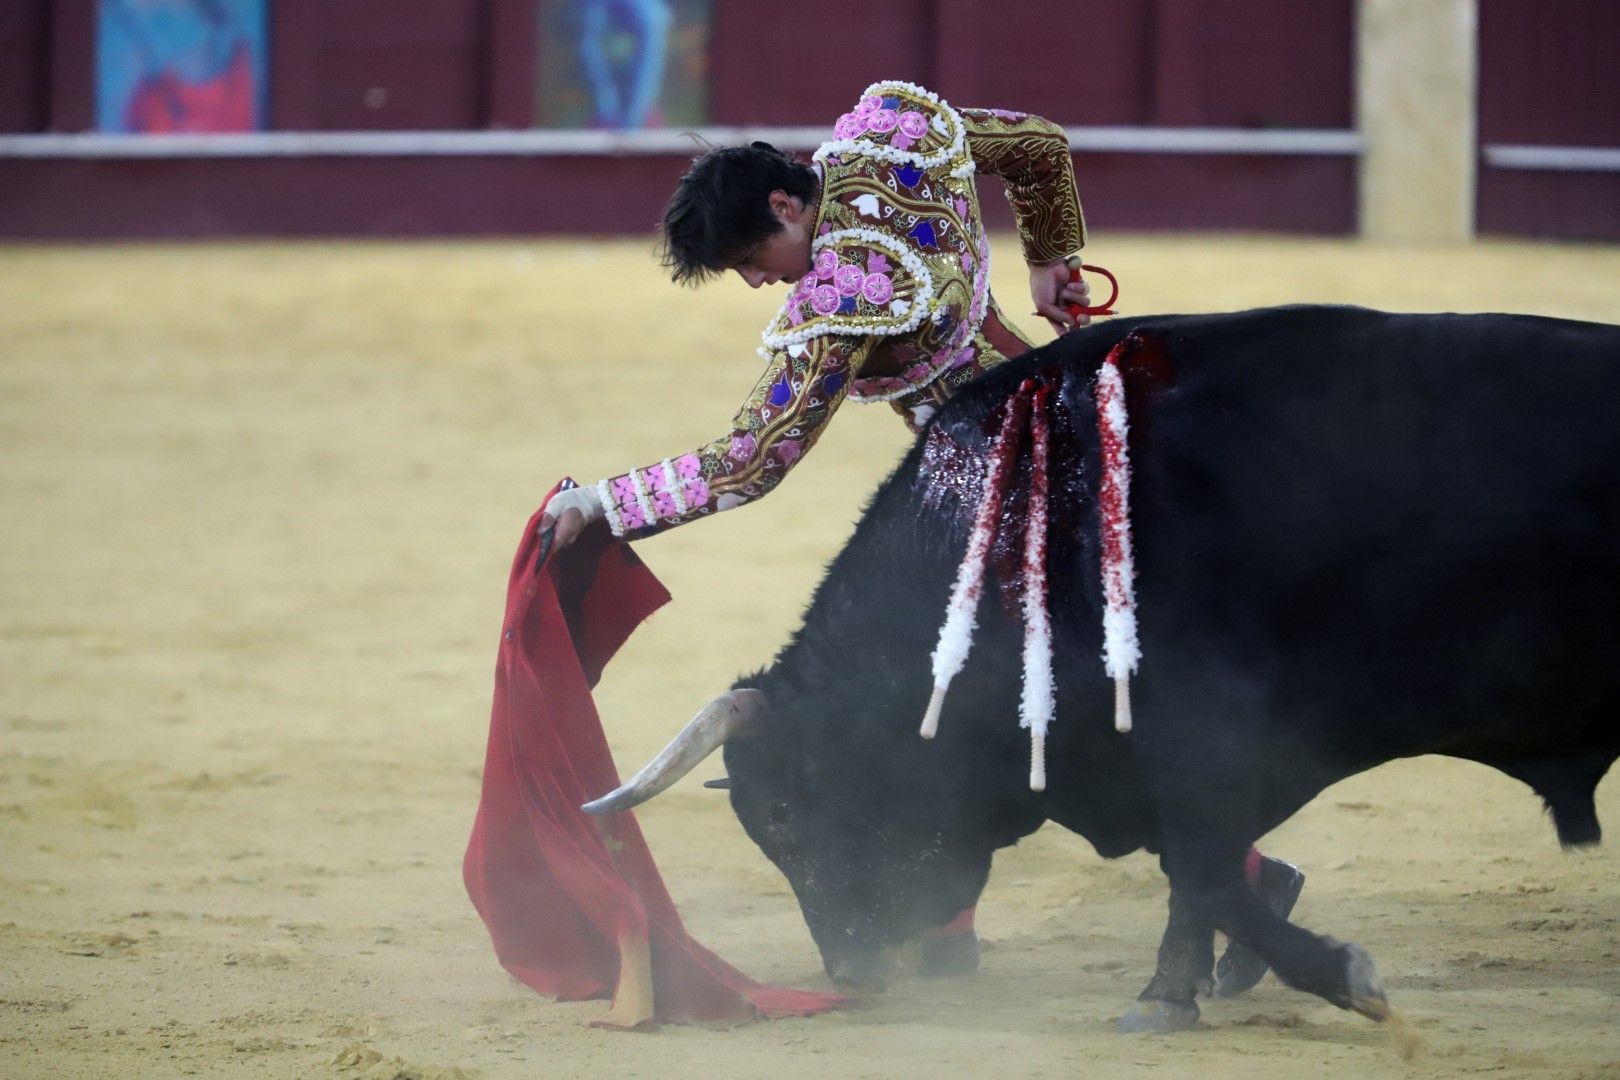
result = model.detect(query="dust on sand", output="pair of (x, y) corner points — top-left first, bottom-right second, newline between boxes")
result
(2, 237), (1617, 1079)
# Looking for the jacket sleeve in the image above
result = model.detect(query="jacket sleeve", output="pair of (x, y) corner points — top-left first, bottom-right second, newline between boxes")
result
(593, 333), (874, 540)
(960, 108), (1087, 265)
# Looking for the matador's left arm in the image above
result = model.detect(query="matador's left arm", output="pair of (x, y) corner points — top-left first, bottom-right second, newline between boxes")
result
(960, 108), (1087, 265)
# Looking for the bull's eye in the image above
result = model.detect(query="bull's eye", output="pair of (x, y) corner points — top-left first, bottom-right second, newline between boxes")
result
(768, 802), (791, 825)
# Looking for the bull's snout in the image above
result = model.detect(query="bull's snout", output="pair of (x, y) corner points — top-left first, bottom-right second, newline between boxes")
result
(824, 951), (893, 993)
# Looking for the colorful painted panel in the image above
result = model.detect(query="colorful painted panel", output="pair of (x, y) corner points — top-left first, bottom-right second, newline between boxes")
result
(537, 0), (710, 129)
(96, 0), (268, 133)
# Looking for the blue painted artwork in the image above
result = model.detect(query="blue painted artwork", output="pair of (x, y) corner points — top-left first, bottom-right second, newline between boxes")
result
(96, 0), (267, 133)
(538, 0), (712, 129)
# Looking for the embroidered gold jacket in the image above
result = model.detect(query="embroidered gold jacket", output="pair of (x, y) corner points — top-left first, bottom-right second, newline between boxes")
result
(595, 80), (1086, 539)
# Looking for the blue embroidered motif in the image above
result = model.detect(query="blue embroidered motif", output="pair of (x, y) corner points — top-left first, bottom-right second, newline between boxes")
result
(768, 375), (793, 408)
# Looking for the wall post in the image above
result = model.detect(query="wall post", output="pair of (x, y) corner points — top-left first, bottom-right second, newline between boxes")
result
(1357, 0), (1478, 241)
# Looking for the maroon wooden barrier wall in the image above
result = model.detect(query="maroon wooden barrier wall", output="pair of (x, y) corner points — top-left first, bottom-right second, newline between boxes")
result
(708, 0), (1353, 131)
(9, 4), (1617, 241)
(0, 0), (50, 133)
(1476, 1), (1620, 241)
(2, 0), (1360, 239)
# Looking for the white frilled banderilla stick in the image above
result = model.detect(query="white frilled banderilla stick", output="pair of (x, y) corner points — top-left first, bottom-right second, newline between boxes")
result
(920, 380), (1033, 742)
(1019, 382), (1056, 789)
(921, 344), (1142, 790)
(1094, 347), (1140, 733)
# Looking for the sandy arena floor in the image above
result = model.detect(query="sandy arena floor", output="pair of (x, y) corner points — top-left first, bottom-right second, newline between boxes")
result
(2, 235), (1618, 1079)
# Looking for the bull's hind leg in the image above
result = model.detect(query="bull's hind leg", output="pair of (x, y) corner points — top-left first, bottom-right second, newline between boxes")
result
(1117, 886), (1213, 1033)
(1157, 827), (1388, 1020)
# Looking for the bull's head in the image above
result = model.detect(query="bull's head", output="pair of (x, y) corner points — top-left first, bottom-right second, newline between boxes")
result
(583, 686), (1004, 991)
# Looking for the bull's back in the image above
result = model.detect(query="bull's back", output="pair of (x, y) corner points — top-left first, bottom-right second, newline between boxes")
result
(1110, 306), (1620, 762)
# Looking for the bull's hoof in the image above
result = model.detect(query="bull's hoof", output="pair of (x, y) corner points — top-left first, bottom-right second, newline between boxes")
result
(919, 929), (980, 977)
(1340, 941), (1389, 1021)
(1213, 858), (1306, 998)
(1117, 999), (1200, 1034)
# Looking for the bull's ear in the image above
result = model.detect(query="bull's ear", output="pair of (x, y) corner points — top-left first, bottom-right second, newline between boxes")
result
(703, 777), (732, 790)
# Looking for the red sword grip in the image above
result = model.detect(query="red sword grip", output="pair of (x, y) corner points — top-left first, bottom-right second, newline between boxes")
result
(1064, 255), (1119, 318)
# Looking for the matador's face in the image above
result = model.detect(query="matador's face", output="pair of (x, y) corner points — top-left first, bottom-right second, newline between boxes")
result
(731, 190), (816, 289)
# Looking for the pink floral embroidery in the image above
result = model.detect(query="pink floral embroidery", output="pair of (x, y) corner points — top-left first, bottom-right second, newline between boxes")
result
(854, 94), (883, 117)
(787, 304), (806, 326)
(811, 284), (841, 316)
(814, 249), (838, 279)
(950, 345), (977, 369)
(611, 475), (638, 505)
(833, 112), (864, 140)
(640, 465), (667, 493)
(776, 439), (803, 466)
(866, 252), (890, 275)
(651, 490), (679, 518)
(861, 272), (894, 305)
(955, 196), (970, 219)
(682, 478), (709, 507)
(960, 251), (974, 274)
(890, 134), (914, 152)
(897, 110), (929, 140)
(674, 454), (701, 480)
(989, 108), (1026, 121)
(867, 108), (899, 135)
(729, 433), (757, 461)
(846, 232), (991, 404)
(619, 501), (647, 530)
(833, 263), (865, 297)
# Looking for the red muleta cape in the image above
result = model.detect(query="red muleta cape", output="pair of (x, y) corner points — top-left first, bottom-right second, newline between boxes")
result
(463, 489), (850, 1028)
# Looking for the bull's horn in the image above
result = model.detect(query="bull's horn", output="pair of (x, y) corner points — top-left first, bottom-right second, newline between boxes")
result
(580, 689), (764, 815)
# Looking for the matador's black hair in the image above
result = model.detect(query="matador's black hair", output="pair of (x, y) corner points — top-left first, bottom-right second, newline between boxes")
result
(658, 141), (818, 286)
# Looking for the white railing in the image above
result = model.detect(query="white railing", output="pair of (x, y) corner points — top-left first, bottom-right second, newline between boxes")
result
(1482, 144), (1620, 173)
(0, 126), (1363, 159)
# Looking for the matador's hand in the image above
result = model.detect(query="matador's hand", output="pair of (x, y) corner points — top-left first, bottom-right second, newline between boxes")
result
(538, 486), (602, 553)
(1028, 259), (1091, 335)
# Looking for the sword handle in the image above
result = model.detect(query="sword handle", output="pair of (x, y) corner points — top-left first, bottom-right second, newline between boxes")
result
(1065, 255), (1119, 318)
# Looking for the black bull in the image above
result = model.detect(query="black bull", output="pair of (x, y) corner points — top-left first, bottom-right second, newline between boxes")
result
(589, 304), (1620, 1028)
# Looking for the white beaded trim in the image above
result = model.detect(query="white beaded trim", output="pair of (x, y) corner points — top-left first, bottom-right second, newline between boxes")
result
(627, 467), (657, 524)
(813, 80), (969, 173)
(661, 458), (688, 515)
(595, 478), (626, 538)
(759, 227), (935, 351)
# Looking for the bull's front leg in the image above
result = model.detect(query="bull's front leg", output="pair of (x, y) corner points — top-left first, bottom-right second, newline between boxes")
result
(1116, 885), (1213, 1033)
(919, 906), (981, 976)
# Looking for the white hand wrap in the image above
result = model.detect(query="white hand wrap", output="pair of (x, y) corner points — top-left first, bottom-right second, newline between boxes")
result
(544, 485), (605, 526)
